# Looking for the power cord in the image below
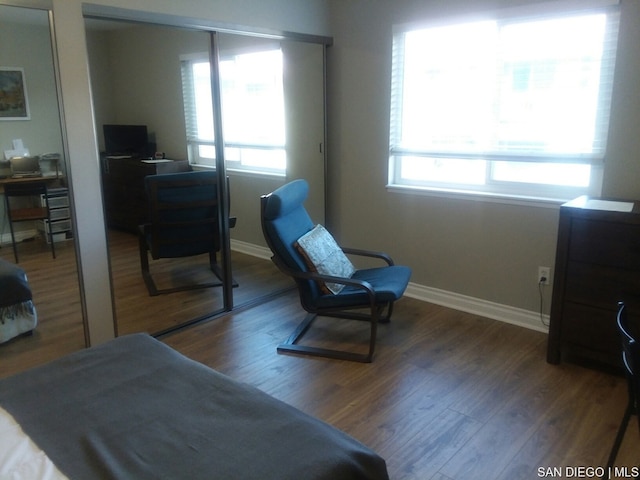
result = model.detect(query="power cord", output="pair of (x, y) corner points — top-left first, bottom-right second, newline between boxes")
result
(538, 276), (549, 327)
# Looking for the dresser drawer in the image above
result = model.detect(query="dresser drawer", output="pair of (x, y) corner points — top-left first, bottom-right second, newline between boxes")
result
(49, 207), (70, 221)
(548, 196), (640, 368)
(560, 302), (619, 362)
(564, 261), (640, 309)
(569, 218), (640, 268)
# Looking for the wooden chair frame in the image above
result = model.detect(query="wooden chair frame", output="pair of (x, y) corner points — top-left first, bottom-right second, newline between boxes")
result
(138, 172), (235, 296)
(270, 250), (396, 363)
(4, 181), (56, 263)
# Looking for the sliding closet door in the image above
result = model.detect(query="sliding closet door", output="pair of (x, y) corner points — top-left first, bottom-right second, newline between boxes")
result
(204, 33), (326, 306)
(0, 3), (86, 376)
(84, 12), (328, 337)
(214, 34), (326, 244)
(283, 40), (326, 225)
(86, 21), (230, 335)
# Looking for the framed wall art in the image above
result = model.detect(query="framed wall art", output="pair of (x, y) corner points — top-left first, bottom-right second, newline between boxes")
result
(0, 67), (30, 120)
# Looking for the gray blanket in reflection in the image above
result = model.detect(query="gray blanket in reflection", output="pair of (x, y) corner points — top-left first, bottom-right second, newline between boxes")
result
(0, 259), (31, 307)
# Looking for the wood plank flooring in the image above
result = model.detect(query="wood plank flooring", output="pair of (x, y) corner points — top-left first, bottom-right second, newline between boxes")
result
(0, 236), (85, 376)
(107, 229), (291, 335)
(1, 232), (638, 479)
(161, 294), (638, 480)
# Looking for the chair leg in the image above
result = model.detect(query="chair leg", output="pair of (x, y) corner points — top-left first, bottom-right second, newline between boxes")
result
(209, 251), (239, 287)
(47, 226), (56, 259)
(5, 196), (18, 263)
(208, 250), (217, 271)
(139, 234), (158, 296)
(8, 218), (18, 264)
(379, 302), (394, 324)
(141, 242), (231, 296)
(277, 303), (384, 363)
(604, 399), (634, 474)
(366, 305), (383, 360)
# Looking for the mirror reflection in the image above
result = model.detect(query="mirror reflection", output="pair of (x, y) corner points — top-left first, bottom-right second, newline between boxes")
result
(85, 18), (326, 336)
(0, 4), (85, 377)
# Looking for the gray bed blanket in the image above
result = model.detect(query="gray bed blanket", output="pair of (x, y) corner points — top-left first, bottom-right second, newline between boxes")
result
(0, 334), (389, 480)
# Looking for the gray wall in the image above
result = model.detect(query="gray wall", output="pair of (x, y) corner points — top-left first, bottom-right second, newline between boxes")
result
(0, 19), (63, 165)
(0, 14), (65, 237)
(325, 0), (640, 316)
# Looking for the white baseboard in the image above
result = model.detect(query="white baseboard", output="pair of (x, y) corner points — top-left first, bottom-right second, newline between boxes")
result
(0, 233), (551, 333)
(0, 229), (39, 247)
(231, 239), (550, 334)
(230, 239), (273, 260)
(404, 283), (549, 333)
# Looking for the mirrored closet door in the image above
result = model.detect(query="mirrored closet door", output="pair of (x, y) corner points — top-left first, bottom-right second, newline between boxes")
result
(84, 13), (328, 336)
(0, 2), (86, 377)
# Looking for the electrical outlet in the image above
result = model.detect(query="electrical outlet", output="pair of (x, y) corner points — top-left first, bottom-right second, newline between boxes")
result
(538, 266), (551, 286)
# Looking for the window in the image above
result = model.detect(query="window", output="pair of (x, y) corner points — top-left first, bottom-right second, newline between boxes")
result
(389, 5), (620, 201)
(181, 49), (286, 174)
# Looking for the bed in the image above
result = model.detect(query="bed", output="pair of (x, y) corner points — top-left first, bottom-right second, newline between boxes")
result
(0, 259), (37, 344)
(0, 333), (389, 480)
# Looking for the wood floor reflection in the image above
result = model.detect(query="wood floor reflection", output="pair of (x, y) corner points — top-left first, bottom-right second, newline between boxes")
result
(0, 230), (291, 378)
(108, 229), (291, 335)
(0, 236), (84, 378)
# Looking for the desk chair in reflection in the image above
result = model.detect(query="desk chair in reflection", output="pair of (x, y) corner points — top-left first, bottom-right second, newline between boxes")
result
(4, 181), (56, 263)
(138, 170), (236, 296)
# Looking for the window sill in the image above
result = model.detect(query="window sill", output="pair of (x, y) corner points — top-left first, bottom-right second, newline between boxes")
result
(190, 164), (286, 179)
(386, 184), (572, 209)
(226, 168), (286, 179)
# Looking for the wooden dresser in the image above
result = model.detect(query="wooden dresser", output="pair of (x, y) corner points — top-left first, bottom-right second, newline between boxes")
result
(547, 196), (640, 368)
(102, 157), (190, 232)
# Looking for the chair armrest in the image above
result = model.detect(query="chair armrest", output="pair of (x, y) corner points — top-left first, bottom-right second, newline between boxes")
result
(271, 256), (376, 303)
(341, 247), (394, 266)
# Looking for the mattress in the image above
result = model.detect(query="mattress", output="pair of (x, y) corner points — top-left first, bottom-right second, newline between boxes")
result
(0, 334), (389, 480)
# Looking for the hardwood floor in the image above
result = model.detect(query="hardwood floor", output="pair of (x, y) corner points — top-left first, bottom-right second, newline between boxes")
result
(1, 232), (637, 479)
(161, 295), (638, 480)
(0, 229), (291, 376)
(107, 229), (291, 335)
(0, 236), (85, 376)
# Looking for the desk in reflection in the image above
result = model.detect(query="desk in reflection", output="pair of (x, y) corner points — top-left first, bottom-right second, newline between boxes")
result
(0, 176), (72, 245)
(0, 174), (63, 192)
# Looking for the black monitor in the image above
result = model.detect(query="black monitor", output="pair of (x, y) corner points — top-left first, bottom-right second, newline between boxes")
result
(103, 124), (149, 157)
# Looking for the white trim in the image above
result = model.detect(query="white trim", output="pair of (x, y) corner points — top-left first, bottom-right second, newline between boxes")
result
(393, 0), (619, 33)
(386, 183), (567, 210)
(496, 0), (619, 20)
(404, 283), (549, 333)
(230, 238), (273, 260)
(0, 228), (38, 246)
(231, 240), (550, 334)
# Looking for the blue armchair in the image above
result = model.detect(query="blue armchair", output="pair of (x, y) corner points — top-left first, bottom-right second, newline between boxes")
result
(260, 179), (411, 362)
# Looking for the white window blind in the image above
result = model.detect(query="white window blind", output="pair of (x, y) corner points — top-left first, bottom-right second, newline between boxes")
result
(389, 4), (620, 200)
(180, 49), (286, 174)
